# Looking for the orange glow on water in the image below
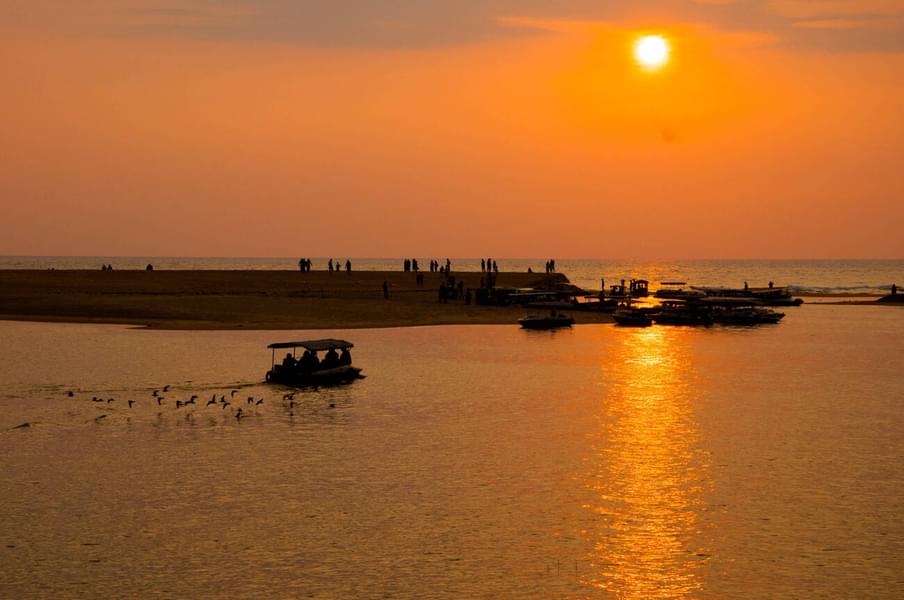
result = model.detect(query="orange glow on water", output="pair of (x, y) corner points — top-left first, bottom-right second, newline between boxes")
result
(583, 327), (712, 598)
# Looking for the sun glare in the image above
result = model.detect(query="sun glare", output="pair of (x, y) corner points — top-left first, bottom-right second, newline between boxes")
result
(634, 35), (670, 70)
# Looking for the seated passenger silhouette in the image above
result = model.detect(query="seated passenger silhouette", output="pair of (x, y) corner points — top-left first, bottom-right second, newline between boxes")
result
(339, 348), (351, 366)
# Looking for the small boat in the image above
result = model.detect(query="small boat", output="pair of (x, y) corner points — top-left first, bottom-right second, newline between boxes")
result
(692, 285), (803, 306)
(518, 312), (575, 330)
(613, 307), (653, 327)
(265, 339), (364, 387)
(703, 298), (785, 325)
(652, 300), (713, 326)
(711, 307), (785, 325)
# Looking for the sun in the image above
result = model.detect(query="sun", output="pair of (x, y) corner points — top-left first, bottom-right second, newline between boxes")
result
(634, 35), (670, 70)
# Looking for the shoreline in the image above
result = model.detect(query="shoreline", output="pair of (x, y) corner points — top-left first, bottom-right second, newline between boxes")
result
(0, 269), (613, 330)
(0, 269), (895, 331)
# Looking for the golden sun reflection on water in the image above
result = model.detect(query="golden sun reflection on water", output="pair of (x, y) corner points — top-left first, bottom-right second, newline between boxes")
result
(584, 327), (711, 598)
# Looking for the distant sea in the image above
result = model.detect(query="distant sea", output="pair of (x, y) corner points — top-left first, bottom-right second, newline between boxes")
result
(1, 256), (901, 296)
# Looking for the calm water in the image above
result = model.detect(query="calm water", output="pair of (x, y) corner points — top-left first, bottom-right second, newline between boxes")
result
(1, 307), (903, 598)
(2, 256), (903, 295)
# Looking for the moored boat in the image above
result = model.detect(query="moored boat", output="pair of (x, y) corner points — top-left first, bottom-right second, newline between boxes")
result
(612, 307), (653, 327)
(702, 298), (785, 325)
(518, 311), (575, 330)
(652, 300), (713, 326)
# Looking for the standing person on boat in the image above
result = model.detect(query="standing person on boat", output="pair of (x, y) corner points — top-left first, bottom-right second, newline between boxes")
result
(383, 280), (389, 299)
(893, 283), (898, 296)
(481, 258), (486, 272)
(345, 259), (352, 273)
(339, 348), (351, 366)
(328, 258), (333, 273)
(744, 281), (749, 292)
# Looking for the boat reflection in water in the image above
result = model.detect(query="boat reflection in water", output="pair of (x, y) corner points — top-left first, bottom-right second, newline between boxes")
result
(583, 326), (712, 598)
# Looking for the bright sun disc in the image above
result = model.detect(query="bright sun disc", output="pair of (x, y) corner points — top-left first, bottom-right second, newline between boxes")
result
(634, 35), (670, 69)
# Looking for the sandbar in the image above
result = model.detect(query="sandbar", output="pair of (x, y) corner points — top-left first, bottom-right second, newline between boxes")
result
(0, 269), (611, 330)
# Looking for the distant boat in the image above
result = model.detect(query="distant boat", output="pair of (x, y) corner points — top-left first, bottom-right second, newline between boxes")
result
(692, 285), (803, 306)
(265, 339), (364, 387)
(703, 298), (785, 325)
(518, 312), (575, 330)
(652, 300), (713, 326)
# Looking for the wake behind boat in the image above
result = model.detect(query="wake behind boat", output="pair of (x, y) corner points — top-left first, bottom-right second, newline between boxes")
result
(266, 339), (364, 387)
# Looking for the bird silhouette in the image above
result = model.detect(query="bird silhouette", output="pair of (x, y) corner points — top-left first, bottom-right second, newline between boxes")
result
(231, 390), (238, 397)
(247, 397), (254, 405)
(235, 408), (244, 420)
(67, 391), (74, 397)
(255, 399), (264, 406)
(157, 397), (164, 406)
(176, 400), (183, 408)
(107, 398), (115, 403)
(163, 385), (170, 392)
(190, 395), (198, 402)
(206, 398), (217, 407)
(152, 390), (159, 397)
(128, 400), (135, 408)
(221, 402), (231, 409)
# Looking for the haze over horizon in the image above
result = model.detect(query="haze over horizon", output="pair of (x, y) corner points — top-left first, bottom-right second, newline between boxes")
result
(2, 1), (902, 259)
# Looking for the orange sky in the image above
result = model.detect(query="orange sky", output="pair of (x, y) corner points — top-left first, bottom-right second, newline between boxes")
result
(1, 1), (902, 258)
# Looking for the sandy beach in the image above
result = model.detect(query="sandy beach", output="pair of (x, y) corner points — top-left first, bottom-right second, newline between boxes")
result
(0, 269), (611, 330)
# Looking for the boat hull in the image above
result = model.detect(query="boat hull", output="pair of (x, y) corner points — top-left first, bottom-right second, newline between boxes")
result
(266, 365), (363, 387)
(613, 309), (653, 326)
(518, 316), (575, 330)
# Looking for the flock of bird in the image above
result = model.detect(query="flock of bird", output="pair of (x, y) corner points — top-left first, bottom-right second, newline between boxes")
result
(58, 385), (337, 425)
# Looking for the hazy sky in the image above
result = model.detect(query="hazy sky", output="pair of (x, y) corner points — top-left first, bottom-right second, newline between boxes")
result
(1, 1), (902, 258)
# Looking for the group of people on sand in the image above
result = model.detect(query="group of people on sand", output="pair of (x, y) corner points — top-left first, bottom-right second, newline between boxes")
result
(428, 259), (451, 275)
(295, 258), (352, 273)
(328, 259), (352, 273)
(480, 258), (499, 273)
(402, 258), (420, 272)
(281, 348), (351, 374)
(438, 276), (468, 304)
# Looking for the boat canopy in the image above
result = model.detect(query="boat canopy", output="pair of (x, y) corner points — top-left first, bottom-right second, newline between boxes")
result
(267, 339), (354, 351)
